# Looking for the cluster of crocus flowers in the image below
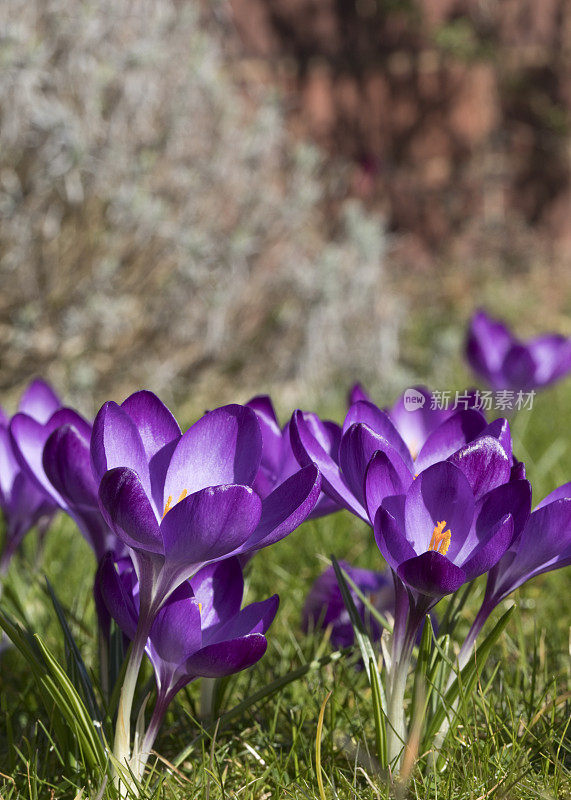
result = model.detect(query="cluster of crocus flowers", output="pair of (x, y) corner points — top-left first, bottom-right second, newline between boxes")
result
(0, 307), (568, 790)
(290, 380), (569, 765)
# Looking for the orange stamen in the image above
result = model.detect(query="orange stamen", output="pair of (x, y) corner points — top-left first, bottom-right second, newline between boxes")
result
(428, 520), (452, 556)
(162, 489), (189, 518)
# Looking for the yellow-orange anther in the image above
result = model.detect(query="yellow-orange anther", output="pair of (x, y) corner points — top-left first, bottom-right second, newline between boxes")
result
(428, 520), (452, 556)
(198, 602), (203, 614)
(162, 489), (189, 518)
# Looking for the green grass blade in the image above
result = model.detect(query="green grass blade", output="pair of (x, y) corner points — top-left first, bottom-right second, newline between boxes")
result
(45, 578), (103, 726)
(331, 555), (387, 711)
(423, 605), (515, 747)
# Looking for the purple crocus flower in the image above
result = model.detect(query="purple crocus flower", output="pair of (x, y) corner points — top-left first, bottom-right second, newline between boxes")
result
(99, 553), (277, 771)
(466, 309), (571, 391)
(458, 481), (571, 667)
(91, 391), (319, 771)
(302, 561), (393, 649)
(370, 459), (531, 764)
(10, 403), (116, 561)
(290, 397), (514, 524)
(373, 461), (531, 611)
(93, 392), (320, 621)
(0, 380), (62, 572)
(246, 394), (340, 517)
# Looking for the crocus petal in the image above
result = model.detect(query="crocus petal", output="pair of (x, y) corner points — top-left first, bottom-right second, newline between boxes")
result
(246, 395), (281, 441)
(91, 401), (149, 492)
(10, 409), (90, 506)
(389, 386), (446, 458)
(190, 558), (244, 630)
(160, 484), (261, 569)
(461, 514), (514, 580)
(404, 461), (474, 554)
(374, 505), (416, 573)
(339, 424), (405, 508)
(342, 402), (413, 472)
(528, 335), (571, 384)
(473, 479), (531, 543)
(397, 551), (466, 597)
(415, 409), (487, 473)
(503, 498), (571, 585)
(43, 425), (98, 508)
(450, 479), (530, 564)
(502, 344), (537, 390)
(120, 391), (181, 460)
(290, 410), (367, 519)
(163, 405), (261, 508)
(535, 481), (571, 510)
(149, 583), (202, 665)
(348, 383), (371, 405)
(184, 633), (268, 679)
(97, 554), (139, 640)
(208, 595), (279, 643)
(99, 467), (163, 554)
(364, 449), (412, 521)
(239, 465), (321, 552)
(448, 436), (511, 498)
(0, 426), (20, 496)
(466, 310), (512, 385)
(480, 418), (512, 464)
(19, 379), (61, 423)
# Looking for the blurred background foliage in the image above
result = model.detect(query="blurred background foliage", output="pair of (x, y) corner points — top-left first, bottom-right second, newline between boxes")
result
(0, 0), (570, 418)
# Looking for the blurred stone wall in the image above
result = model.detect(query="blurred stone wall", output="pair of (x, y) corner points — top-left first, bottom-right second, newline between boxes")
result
(0, 0), (402, 417)
(230, 0), (571, 260)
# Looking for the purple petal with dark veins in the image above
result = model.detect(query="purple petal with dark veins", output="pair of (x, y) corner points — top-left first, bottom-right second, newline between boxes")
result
(189, 558), (244, 631)
(374, 505), (416, 572)
(448, 436), (511, 499)
(160, 484), (261, 569)
(99, 467), (163, 554)
(183, 634), (268, 679)
(91, 401), (149, 491)
(398, 551), (466, 597)
(290, 410), (366, 518)
(120, 391), (181, 460)
(364, 449), (412, 522)
(342, 401), (413, 472)
(149, 583), (202, 666)
(461, 513), (514, 579)
(163, 405), (262, 508)
(415, 409), (487, 473)
(404, 461), (474, 554)
(239, 465), (321, 552)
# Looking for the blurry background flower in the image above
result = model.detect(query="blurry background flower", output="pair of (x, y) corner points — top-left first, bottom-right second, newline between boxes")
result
(302, 561), (393, 649)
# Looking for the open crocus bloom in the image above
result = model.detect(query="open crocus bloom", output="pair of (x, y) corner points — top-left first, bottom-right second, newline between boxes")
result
(10, 400), (115, 561)
(246, 394), (340, 517)
(93, 392), (321, 622)
(302, 561), (393, 649)
(100, 555), (277, 706)
(99, 554), (277, 759)
(348, 384), (477, 461)
(0, 380), (62, 570)
(290, 397), (514, 523)
(373, 461), (531, 606)
(466, 309), (571, 391)
(483, 482), (571, 607)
